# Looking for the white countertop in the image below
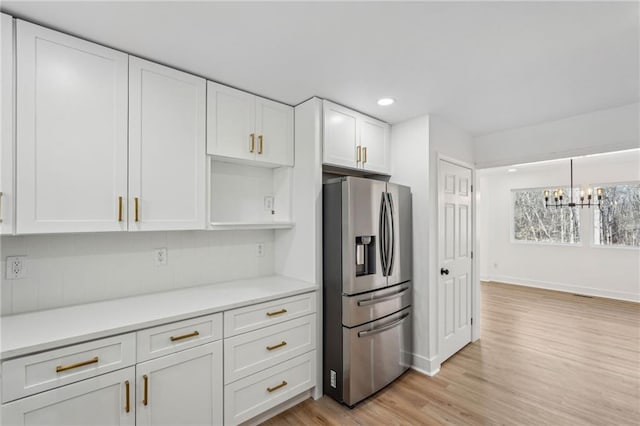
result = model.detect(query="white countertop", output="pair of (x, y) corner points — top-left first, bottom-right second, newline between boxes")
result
(0, 275), (317, 360)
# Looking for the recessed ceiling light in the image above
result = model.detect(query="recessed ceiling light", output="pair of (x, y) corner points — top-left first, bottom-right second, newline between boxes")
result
(377, 97), (395, 106)
(508, 168), (517, 173)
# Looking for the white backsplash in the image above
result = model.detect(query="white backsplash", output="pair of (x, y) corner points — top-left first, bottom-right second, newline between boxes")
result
(0, 230), (275, 315)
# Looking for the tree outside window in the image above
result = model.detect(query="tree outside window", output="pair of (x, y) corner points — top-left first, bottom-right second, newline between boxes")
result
(512, 188), (580, 244)
(594, 183), (640, 247)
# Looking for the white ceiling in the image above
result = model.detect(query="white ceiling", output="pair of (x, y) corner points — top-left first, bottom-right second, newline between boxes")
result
(3, 1), (638, 136)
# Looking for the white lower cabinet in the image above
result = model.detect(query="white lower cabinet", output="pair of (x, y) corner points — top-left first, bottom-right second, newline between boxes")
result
(224, 351), (316, 425)
(2, 367), (136, 426)
(136, 342), (223, 426)
(1, 292), (317, 426)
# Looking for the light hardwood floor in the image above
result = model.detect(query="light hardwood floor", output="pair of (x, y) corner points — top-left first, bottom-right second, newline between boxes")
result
(264, 282), (640, 425)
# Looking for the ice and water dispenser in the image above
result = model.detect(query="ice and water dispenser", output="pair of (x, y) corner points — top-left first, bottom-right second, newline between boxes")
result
(355, 236), (376, 276)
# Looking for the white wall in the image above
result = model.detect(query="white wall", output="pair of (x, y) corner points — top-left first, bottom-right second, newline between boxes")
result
(478, 150), (640, 301)
(0, 230), (274, 315)
(390, 114), (475, 375)
(390, 115), (431, 374)
(474, 103), (640, 168)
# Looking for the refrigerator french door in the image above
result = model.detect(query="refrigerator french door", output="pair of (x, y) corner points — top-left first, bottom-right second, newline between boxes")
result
(323, 176), (412, 407)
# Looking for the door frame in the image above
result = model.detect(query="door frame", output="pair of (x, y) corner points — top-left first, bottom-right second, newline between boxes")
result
(435, 153), (479, 365)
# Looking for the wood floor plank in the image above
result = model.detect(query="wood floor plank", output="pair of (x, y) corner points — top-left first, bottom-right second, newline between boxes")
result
(263, 282), (640, 425)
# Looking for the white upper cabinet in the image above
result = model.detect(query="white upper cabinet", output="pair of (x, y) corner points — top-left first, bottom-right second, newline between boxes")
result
(359, 115), (390, 174)
(255, 97), (294, 166)
(322, 100), (390, 175)
(322, 100), (359, 169)
(1, 14), (14, 235)
(128, 57), (206, 231)
(15, 20), (128, 234)
(207, 82), (255, 162)
(207, 82), (293, 167)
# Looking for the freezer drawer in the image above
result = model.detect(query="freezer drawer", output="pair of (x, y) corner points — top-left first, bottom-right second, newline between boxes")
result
(342, 282), (411, 328)
(342, 307), (412, 406)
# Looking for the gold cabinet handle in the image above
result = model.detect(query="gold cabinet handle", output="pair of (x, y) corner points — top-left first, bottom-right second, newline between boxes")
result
(267, 380), (288, 393)
(266, 308), (287, 317)
(266, 341), (287, 351)
(56, 356), (99, 373)
(258, 135), (263, 154)
(250, 133), (255, 153)
(169, 330), (200, 342)
(357, 146), (361, 163)
(125, 380), (130, 413)
(118, 196), (123, 222)
(363, 147), (367, 164)
(134, 197), (140, 222)
(143, 374), (149, 406)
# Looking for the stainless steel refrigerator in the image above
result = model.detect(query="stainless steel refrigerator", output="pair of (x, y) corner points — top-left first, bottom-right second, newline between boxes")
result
(323, 176), (412, 407)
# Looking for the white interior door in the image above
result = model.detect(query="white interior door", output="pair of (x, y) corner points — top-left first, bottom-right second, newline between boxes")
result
(128, 56), (206, 231)
(15, 20), (128, 234)
(438, 158), (473, 363)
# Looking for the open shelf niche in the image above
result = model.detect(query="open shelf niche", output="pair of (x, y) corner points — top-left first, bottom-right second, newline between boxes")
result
(208, 158), (294, 230)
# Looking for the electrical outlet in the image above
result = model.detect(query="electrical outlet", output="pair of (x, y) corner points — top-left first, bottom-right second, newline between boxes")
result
(256, 243), (265, 257)
(493, 262), (498, 269)
(154, 248), (168, 266)
(6, 256), (27, 279)
(264, 196), (274, 212)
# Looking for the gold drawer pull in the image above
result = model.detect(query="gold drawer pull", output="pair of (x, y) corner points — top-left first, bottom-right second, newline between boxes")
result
(363, 147), (367, 164)
(267, 380), (288, 393)
(134, 197), (140, 222)
(258, 135), (263, 154)
(143, 374), (149, 406)
(266, 308), (287, 317)
(357, 145), (361, 163)
(124, 380), (130, 413)
(266, 341), (287, 351)
(170, 330), (200, 342)
(56, 356), (99, 373)
(250, 133), (255, 153)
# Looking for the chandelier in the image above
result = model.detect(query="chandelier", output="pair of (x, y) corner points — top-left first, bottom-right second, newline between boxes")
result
(543, 159), (603, 208)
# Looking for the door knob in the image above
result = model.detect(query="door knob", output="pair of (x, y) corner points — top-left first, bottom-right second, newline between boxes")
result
(440, 268), (449, 276)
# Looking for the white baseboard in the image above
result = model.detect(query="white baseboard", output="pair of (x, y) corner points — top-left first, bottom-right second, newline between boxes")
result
(411, 353), (440, 376)
(485, 275), (640, 302)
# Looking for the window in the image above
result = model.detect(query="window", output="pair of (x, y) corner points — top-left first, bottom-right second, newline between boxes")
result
(594, 182), (640, 247)
(512, 188), (580, 244)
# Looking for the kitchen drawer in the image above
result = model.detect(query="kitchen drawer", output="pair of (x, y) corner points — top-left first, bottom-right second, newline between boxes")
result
(224, 351), (316, 425)
(2, 333), (136, 403)
(224, 314), (316, 384)
(224, 292), (316, 337)
(136, 313), (222, 362)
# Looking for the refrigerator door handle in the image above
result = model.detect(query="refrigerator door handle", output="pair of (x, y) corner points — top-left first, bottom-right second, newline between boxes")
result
(357, 312), (410, 337)
(357, 286), (410, 306)
(385, 192), (395, 277)
(379, 192), (388, 274)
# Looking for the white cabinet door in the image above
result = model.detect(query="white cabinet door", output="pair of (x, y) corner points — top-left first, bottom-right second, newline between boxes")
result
(136, 341), (223, 426)
(1, 14), (14, 234)
(255, 97), (293, 166)
(15, 20), (128, 234)
(129, 57), (206, 231)
(207, 82), (255, 162)
(360, 116), (390, 174)
(322, 100), (359, 169)
(1, 367), (135, 426)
